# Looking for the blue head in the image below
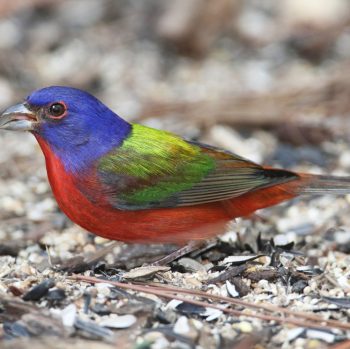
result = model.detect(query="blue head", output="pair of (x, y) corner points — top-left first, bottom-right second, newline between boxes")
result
(0, 86), (131, 173)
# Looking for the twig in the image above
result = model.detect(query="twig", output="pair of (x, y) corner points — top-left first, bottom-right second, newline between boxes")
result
(140, 281), (350, 330)
(329, 340), (350, 349)
(71, 274), (350, 331)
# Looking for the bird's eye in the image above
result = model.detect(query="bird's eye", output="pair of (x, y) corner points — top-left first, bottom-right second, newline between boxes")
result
(48, 102), (67, 119)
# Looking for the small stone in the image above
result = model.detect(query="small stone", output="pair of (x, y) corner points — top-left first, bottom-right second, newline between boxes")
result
(151, 336), (170, 349)
(143, 332), (170, 349)
(94, 237), (111, 244)
(334, 228), (350, 245)
(60, 303), (76, 327)
(221, 323), (238, 342)
(177, 258), (207, 273)
(303, 286), (312, 296)
(27, 198), (56, 221)
(1, 196), (24, 215)
(173, 316), (198, 341)
(183, 276), (202, 288)
(274, 234), (290, 246)
(232, 321), (253, 333)
(83, 244), (97, 254)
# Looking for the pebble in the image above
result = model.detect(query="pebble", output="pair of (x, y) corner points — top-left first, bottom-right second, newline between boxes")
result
(0, 256), (15, 278)
(1, 196), (24, 215)
(27, 198), (56, 221)
(334, 228), (350, 245)
(173, 316), (198, 341)
(177, 258), (207, 273)
(143, 332), (170, 349)
(273, 234), (291, 246)
(183, 276), (202, 288)
(83, 244), (97, 254)
(232, 321), (253, 333)
(60, 304), (77, 327)
(0, 19), (21, 49)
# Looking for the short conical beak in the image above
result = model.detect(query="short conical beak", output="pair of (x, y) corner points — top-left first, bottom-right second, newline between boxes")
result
(0, 103), (37, 131)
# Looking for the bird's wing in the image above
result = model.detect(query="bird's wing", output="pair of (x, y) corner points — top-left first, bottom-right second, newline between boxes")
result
(95, 124), (297, 210)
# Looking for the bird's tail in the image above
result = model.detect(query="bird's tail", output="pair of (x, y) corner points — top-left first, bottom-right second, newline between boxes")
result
(223, 170), (350, 219)
(298, 173), (350, 195)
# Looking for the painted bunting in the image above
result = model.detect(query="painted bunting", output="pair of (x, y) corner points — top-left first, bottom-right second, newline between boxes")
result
(0, 86), (349, 245)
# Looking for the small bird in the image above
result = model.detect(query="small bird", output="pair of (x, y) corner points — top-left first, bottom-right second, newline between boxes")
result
(1, 86), (350, 247)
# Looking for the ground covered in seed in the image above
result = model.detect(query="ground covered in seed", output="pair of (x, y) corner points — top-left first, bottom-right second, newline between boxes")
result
(2, 1), (350, 349)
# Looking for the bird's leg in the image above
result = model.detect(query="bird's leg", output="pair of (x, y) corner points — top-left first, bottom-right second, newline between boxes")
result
(151, 240), (205, 266)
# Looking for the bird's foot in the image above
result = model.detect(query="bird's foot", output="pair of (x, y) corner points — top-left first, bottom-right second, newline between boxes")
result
(150, 240), (204, 266)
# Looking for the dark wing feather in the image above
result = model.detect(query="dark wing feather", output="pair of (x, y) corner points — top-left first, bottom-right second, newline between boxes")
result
(172, 142), (297, 206)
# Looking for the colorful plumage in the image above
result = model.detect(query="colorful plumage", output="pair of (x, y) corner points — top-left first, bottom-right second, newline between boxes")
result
(1, 86), (350, 245)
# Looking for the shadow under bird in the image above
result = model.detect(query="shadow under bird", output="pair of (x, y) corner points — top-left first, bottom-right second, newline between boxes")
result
(1, 86), (350, 251)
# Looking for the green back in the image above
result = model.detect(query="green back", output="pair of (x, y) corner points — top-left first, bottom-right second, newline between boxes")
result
(98, 124), (215, 208)
(93, 124), (296, 210)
